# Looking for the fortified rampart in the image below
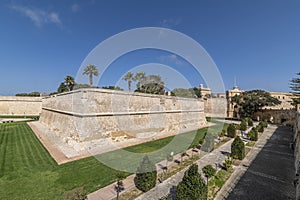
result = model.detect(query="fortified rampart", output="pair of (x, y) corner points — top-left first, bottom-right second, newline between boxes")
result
(0, 96), (42, 116)
(39, 88), (206, 144)
(203, 97), (227, 118)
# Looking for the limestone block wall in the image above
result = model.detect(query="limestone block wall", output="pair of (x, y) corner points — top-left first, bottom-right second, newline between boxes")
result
(253, 109), (296, 126)
(293, 105), (300, 199)
(0, 96), (42, 116)
(39, 88), (206, 142)
(203, 97), (227, 118)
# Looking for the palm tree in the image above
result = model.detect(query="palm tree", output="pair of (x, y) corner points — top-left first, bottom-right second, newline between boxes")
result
(133, 71), (145, 90)
(83, 64), (99, 87)
(64, 76), (75, 91)
(122, 72), (134, 91)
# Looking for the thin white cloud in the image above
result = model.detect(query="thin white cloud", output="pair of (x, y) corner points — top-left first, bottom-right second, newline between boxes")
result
(71, 4), (80, 12)
(159, 54), (184, 66)
(10, 5), (62, 27)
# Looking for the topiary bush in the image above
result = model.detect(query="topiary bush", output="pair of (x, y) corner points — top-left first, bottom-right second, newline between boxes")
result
(134, 155), (157, 192)
(202, 165), (216, 179)
(240, 119), (248, 131)
(231, 136), (245, 160)
(247, 127), (258, 141)
(227, 124), (236, 138)
(257, 124), (264, 132)
(176, 164), (207, 200)
(201, 132), (215, 152)
(247, 118), (254, 126)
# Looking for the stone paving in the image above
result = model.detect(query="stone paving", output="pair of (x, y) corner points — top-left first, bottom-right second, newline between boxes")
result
(215, 125), (295, 200)
(135, 138), (234, 200)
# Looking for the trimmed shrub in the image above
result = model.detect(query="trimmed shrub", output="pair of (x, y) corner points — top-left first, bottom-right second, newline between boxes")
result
(257, 124), (264, 132)
(202, 165), (216, 179)
(227, 124), (236, 138)
(223, 155), (232, 171)
(201, 133), (215, 152)
(134, 155), (157, 192)
(231, 136), (245, 160)
(247, 128), (258, 141)
(240, 119), (248, 131)
(247, 118), (254, 126)
(220, 129), (226, 137)
(176, 164), (207, 200)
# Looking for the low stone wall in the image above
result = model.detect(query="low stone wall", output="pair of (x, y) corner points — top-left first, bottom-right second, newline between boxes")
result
(203, 97), (227, 118)
(0, 96), (42, 116)
(39, 88), (207, 145)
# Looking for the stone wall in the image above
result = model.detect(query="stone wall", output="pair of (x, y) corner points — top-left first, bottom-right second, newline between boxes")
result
(0, 96), (42, 116)
(253, 109), (296, 126)
(203, 97), (227, 118)
(39, 88), (206, 143)
(293, 105), (300, 199)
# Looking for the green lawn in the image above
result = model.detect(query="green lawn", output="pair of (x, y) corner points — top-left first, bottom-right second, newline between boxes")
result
(0, 121), (227, 199)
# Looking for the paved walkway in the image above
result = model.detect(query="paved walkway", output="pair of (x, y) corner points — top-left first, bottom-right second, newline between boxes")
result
(135, 138), (234, 200)
(215, 125), (295, 200)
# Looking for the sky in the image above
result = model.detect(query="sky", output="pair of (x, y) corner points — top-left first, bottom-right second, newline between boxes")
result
(0, 0), (299, 95)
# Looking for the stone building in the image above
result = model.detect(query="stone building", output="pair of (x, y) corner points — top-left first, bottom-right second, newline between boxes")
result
(226, 86), (244, 118)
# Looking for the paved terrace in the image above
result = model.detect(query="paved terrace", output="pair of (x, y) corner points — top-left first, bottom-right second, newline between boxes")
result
(223, 125), (295, 200)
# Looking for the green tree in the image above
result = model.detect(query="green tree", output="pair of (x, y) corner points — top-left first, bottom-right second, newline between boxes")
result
(202, 165), (216, 182)
(114, 173), (126, 200)
(136, 75), (165, 94)
(240, 119), (247, 131)
(231, 136), (245, 160)
(83, 64), (99, 87)
(133, 71), (146, 89)
(123, 72), (134, 91)
(176, 164), (207, 200)
(134, 155), (157, 192)
(227, 124), (236, 138)
(247, 118), (254, 126)
(201, 132), (215, 152)
(247, 127), (258, 141)
(290, 72), (300, 93)
(64, 76), (75, 91)
(223, 155), (232, 171)
(231, 90), (281, 118)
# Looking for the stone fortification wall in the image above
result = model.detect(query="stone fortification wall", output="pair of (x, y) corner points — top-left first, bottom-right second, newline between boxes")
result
(0, 96), (42, 116)
(253, 109), (295, 126)
(39, 88), (206, 143)
(203, 97), (227, 118)
(293, 105), (300, 199)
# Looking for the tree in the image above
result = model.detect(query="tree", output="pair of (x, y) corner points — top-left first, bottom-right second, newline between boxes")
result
(247, 127), (258, 141)
(227, 124), (236, 138)
(176, 164), (207, 200)
(202, 165), (216, 183)
(135, 75), (165, 94)
(122, 72), (134, 91)
(231, 136), (245, 160)
(180, 151), (188, 164)
(133, 71), (146, 88)
(290, 72), (300, 93)
(247, 118), (254, 126)
(223, 155), (232, 171)
(134, 155), (157, 192)
(115, 173), (126, 200)
(83, 64), (99, 87)
(64, 76), (75, 91)
(201, 132), (215, 152)
(231, 90), (281, 118)
(240, 119), (247, 131)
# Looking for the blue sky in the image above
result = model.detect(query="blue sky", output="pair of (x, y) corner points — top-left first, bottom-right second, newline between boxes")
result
(0, 0), (299, 95)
